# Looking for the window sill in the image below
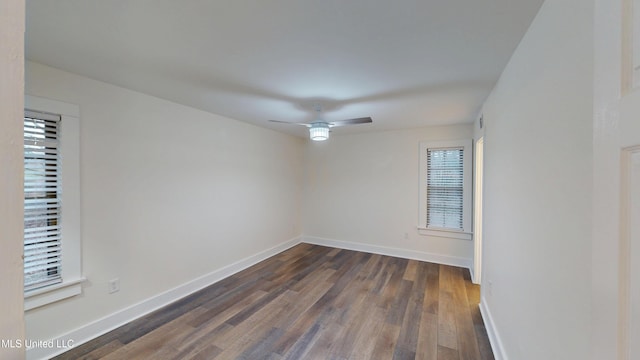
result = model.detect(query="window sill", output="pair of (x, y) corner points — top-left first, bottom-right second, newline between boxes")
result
(24, 278), (85, 311)
(417, 227), (473, 241)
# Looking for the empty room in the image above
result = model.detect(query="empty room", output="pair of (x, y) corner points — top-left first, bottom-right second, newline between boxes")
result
(2, 0), (638, 359)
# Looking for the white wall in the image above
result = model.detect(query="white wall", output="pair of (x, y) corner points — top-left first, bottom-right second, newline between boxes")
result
(591, 0), (623, 357)
(24, 61), (304, 348)
(303, 125), (474, 267)
(479, 0), (593, 359)
(0, 0), (26, 359)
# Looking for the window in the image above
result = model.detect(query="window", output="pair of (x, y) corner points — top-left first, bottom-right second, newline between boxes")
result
(24, 95), (82, 310)
(419, 139), (472, 240)
(24, 110), (62, 291)
(426, 147), (464, 229)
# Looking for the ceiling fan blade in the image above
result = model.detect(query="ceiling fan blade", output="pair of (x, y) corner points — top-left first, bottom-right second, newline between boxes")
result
(268, 119), (311, 127)
(328, 117), (373, 127)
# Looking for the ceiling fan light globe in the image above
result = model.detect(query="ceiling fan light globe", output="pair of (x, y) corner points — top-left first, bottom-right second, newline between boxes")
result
(309, 123), (330, 141)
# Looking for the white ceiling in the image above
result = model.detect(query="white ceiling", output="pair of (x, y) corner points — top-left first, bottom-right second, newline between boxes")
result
(25, 0), (544, 138)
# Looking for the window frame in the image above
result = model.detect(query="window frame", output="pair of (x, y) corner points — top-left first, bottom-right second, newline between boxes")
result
(24, 95), (83, 310)
(418, 139), (473, 240)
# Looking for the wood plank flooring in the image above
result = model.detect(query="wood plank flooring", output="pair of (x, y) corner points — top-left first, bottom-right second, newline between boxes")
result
(54, 244), (494, 360)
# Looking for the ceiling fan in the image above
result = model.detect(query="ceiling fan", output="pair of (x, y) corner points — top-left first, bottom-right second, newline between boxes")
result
(269, 105), (372, 141)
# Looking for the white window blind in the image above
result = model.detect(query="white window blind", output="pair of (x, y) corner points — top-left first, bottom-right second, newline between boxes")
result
(24, 110), (63, 291)
(426, 147), (464, 230)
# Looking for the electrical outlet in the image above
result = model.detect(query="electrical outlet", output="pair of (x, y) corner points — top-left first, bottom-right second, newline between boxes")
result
(108, 278), (120, 294)
(487, 280), (493, 297)
(403, 232), (409, 240)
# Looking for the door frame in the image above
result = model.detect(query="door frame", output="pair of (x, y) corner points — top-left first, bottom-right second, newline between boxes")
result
(473, 137), (484, 284)
(619, 145), (640, 359)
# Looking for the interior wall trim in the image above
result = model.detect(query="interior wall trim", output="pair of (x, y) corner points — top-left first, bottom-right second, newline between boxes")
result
(302, 235), (473, 270)
(479, 297), (508, 360)
(27, 236), (302, 360)
(30, 235), (473, 359)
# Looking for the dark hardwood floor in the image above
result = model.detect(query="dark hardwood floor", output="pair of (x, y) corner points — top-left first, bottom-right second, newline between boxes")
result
(54, 244), (494, 360)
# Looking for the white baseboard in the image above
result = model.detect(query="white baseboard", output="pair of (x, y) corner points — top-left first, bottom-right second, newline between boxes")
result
(30, 235), (473, 359)
(28, 236), (302, 360)
(479, 297), (507, 360)
(302, 235), (472, 270)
